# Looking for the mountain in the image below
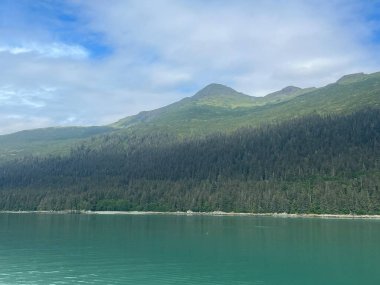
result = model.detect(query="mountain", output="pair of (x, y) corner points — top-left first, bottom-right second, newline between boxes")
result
(112, 71), (380, 136)
(192, 83), (253, 101)
(0, 71), (380, 213)
(336, 72), (368, 84)
(1, 109), (379, 213)
(111, 83), (258, 129)
(1, 71), (380, 160)
(265, 85), (316, 100)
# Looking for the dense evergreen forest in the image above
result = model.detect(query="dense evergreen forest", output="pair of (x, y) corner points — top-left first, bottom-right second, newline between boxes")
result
(0, 109), (379, 214)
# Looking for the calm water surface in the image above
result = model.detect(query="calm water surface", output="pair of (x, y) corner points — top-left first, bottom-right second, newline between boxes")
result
(0, 213), (379, 284)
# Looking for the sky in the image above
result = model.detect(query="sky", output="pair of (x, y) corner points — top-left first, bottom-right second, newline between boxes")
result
(0, 0), (380, 134)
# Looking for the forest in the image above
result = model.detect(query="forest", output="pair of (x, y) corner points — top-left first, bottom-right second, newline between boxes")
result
(0, 108), (379, 214)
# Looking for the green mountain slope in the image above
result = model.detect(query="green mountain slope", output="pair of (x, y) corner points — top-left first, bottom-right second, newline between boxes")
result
(112, 71), (380, 136)
(111, 83), (259, 129)
(265, 85), (317, 101)
(0, 126), (113, 160)
(112, 83), (315, 131)
(0, 71), (379, 159)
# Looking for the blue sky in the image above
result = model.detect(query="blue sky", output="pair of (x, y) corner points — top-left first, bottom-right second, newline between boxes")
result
(0, 0), (380, 134)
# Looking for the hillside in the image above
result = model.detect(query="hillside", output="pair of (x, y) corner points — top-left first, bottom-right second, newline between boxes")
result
(0, 71), (379, 160)
(0, 126), (114, 160)
(0, 109), (379, 213)
(111, 83), (317, 135)
(112, 72), (380, 136)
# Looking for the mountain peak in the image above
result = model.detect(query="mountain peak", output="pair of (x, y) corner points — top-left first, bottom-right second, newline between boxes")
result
(336, 73), (367, 84)
(193, 83), (241, 99)
(280, 86), (302, 93)
(187, 83), (255, 108)
(265, 85), (302, 99)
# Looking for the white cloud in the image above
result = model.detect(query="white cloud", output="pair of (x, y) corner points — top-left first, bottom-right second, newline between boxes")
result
(0, 46), (31, 54)
(75, 0), (380, 92)
(0, 42), (89, 59)
(0, 85), (52, 108)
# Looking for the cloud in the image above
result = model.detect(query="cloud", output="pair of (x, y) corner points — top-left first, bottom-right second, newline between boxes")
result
(0, 0), (380, 134)
(71, 0), (380, 97)
(0, 85), (50, 108)
(0, 42), (89, 59)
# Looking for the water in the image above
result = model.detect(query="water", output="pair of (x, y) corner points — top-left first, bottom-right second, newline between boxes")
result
(0, 213), (379, 284)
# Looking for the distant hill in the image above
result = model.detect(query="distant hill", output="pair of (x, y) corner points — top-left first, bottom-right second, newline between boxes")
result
(0, 71), (380, 159)
(336, 72), (368, 84)
(111, 71), (380, 136)
(111, 83), (259, 129)
(265, 85), (316, 100)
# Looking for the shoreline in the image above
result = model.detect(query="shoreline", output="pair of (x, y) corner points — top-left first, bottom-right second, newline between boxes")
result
(1, 210), (380, 219)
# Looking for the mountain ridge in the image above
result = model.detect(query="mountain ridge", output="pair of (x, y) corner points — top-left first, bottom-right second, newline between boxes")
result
(0, 70), (379, 160)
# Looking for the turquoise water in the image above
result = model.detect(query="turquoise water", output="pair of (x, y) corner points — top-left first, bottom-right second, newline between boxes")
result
(0, 214), (379, 284)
